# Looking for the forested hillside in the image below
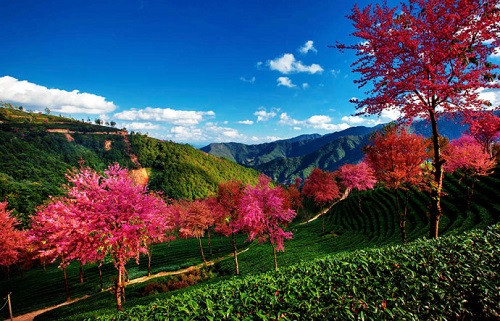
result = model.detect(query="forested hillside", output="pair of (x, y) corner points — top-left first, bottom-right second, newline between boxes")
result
(0, 106), (260, 225)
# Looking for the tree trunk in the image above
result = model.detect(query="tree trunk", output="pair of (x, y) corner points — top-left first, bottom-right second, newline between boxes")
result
(79, 262), (84, 283)
(395, 190), (407, 244)
(98, 262), (104, 291)
(63, 266), (71, 301)
(231, 232), (240, 275)
(429, 110), (444, 239)
(147, 248), (152, 277)
(321, 211), (325, 233)
(198, 237), (207, 264)
(272, 245), (278, 271)
(115, 264), (124, 311)
(208, 230), (213, 256)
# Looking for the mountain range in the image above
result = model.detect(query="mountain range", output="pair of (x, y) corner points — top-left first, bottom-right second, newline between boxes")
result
(201, 118), (466, 183)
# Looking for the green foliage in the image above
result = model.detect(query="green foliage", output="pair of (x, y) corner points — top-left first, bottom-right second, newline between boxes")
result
(129, 134), (260, 200)
(94, 225), (500, 320)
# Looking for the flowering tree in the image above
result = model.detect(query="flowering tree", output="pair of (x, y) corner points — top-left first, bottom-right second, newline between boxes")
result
(239, 175), (296, 271)
(466, 111), (500, 158)
(176, 198), (215, 264)
(364, 126), (429, 243)
(214, 180), (245, 275)
(337, 161), (376, 212)
(31, 164), (171, 311)
(443, 135), (497, 206)
(0, 201), (28, 279)
(282, 178), (303, 213)
(338, 0), (500, 238)
(31, 197), (91, 300)
(302, 168), (340, 232)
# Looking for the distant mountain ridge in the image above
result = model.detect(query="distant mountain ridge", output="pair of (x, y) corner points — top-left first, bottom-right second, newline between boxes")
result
(201, 119), (468, 183)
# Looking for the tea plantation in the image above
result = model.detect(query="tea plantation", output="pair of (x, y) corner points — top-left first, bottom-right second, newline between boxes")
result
(2, 169), (499, 320)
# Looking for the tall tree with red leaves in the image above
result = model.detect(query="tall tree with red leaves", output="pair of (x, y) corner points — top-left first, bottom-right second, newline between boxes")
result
(338, 0), (500, 238)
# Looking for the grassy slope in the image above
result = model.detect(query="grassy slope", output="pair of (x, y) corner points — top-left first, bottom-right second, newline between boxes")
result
(14, 167), (498, 320)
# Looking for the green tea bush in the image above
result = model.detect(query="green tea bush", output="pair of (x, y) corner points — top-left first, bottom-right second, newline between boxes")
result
(94, 224), (500, 320)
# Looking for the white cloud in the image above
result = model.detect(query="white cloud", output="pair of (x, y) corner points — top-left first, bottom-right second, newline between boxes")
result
(240, 76), (256, 84)
(277, 77), (297, 88)
(341, 108), (401, 126)
(479, 87), (500, 107)
(123, 122), (161, 130)
(299, 40), (317, 54)
(204, 123), (245, 142)
(113, 107), (215, 126)
(302, 83), (310, 89)
(268, 53), (323, 74)
(279, 112), (351, 131)
(169, 126), (204, 142)
(0, 76), (117, 114)
(254, 107), (278, 122)
(238, 120), (254, 125)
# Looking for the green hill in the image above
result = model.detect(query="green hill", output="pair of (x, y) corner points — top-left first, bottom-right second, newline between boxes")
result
(0, 105), (260, 225)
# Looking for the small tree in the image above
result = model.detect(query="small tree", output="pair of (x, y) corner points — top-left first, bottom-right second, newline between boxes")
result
(364, 126), (429, 244)
(0, 201), (28, 279)
(302, 168), (340, 232)
(338, 0), (500, 238)
(443, 134), (497, 207)
(214, 180), (246, 275)
(337, 161), (376, 212)
(239, 175), (296, 271)
(176, 199), (215, 264)
(466, 111), (500, 158)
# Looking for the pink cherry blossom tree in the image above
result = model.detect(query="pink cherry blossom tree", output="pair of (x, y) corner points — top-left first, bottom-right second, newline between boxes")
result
(31, 164), (171, 311)
(337, 161), (377, 212)
(239, 175), (296, 271)
(302, 168), (340, 232)
(443, 134), (497, 207)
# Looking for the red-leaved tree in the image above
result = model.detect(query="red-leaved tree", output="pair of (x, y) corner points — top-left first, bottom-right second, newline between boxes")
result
(466, 111), (500, 158)
(337, 161), (376, 212)
(239, 175), (296, 271)
(302, 168), (340, 232)
(443, 134), (497, 207)
(31, 164), (171, 311)
(364, 126), (430, 243)
(214, 180), (245, 275)
(177, 198), (215, 264)
(0, 201), (28, 279)
(338, 0), (500, 238)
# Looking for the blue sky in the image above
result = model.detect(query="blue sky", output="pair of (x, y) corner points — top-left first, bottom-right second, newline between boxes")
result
(1, 0), (498, 146)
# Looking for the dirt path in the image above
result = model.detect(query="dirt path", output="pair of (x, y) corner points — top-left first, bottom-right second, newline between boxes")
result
(299, 188), (350, 225)
(7, 296), (89, 321)
(7, 248), (249, 321)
